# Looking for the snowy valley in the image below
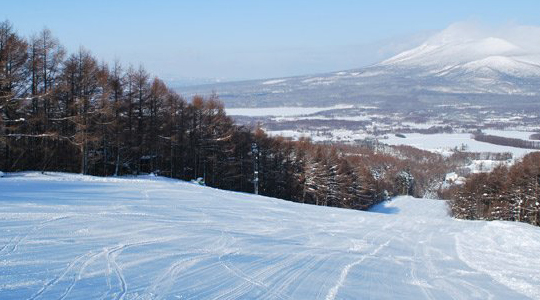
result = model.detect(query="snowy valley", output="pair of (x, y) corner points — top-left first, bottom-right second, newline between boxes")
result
(1, 173), (539, 299)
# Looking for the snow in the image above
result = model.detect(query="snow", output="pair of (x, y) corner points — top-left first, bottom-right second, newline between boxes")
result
(267, 129), (369, 143)
(379, 22), (540, 85)
(225, 104), (353, 117)
(273, 115), (372, 122)
(445, 172), (459, 183)
(442, 172), (467, 189)
(462, 56), (540, 77)
(466, 159), (508, 174)
(1, 172), (539, 299)
(262, 79), (287, 85)
(381, 23), (527, 68)
(456, 221), (540, 299)
(380, 132), (536, 158)
(483, 129), (538, 140)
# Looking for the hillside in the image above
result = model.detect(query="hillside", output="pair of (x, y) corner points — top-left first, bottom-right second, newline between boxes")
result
(181, 23), (540, 108)
(1, 173), (539, 299)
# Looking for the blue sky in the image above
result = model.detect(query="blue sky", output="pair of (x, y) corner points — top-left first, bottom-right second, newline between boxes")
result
(4, 0), (540, 81)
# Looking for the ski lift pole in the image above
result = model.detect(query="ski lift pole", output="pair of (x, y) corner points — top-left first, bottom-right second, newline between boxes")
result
(252, 142), (259, 195)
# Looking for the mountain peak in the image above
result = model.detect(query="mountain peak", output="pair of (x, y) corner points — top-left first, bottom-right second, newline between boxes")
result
(380, 37), (522, 68)
(378, 22), (539, 69)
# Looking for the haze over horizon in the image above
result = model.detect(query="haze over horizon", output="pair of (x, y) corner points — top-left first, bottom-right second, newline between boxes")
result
(4, 0), (540, 83)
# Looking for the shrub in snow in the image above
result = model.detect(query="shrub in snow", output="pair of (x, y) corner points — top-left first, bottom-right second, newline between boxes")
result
(0, 171), (4, 177)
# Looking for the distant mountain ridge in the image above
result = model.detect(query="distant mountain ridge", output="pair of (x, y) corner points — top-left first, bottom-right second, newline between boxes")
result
(180, 23), (540, 108)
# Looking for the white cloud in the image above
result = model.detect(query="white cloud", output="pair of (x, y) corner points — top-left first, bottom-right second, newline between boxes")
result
(425, 20), (540, 54)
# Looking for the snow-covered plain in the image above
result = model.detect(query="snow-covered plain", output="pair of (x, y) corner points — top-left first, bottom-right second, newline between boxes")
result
(225, 105), (353, 117)
(483, 129), (538, 140)
(267, 129), (369, 143)
(1, 172), (539, 299)
(381, 132), (536, 158)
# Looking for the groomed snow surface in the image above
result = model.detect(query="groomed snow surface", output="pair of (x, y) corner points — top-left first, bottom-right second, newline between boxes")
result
(1, 173), (539, 299)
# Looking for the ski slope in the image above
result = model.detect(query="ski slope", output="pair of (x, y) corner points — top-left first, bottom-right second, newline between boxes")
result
(0, 172), (539, 300)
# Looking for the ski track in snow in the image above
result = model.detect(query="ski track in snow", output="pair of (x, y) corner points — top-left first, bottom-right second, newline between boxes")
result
(325, 237), (392, 300)
(0, 172), (539, 299)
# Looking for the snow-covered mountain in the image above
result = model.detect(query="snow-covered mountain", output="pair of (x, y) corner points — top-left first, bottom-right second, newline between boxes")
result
(377, 23), (540, 94)
(181, 23), (540, 107)
(1, 172), (540, 299)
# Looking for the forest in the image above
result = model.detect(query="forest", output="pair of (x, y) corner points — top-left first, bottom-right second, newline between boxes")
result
(0, 20), (458, 210)
(473, 132), (540, 150)
(450, 152), (540, 226)
(2, 20), (539, 225)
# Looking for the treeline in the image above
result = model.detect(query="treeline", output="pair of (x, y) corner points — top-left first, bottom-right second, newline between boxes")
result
(450, 152), (540, 226)
(473, 133), (540, 150)
(1, 20), (458, 210)
(461, 151), (512, 161)
(446, 150), (512, 162)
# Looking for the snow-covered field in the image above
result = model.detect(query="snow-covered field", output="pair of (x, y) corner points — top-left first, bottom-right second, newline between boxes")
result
(267, 129), (369, 143)
(483, 129), (538, 140)
(225, 105), (353, 117)
(1, 172), (539, 299)
(381, 132), (536, 158)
